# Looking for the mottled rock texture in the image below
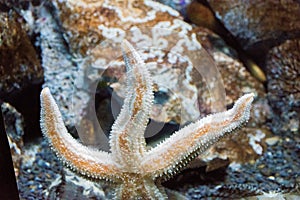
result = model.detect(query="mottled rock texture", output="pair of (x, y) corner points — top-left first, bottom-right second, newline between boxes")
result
(206, 0), (300, 51)
(0, 10), (42, 98)
(50, 0), (226, 145)
(40, 0), (268, 168)
(187, 0), (299, 133)
(155, 0), (191, 16)
(1, 102), (24, 177)
(267, 39), (300, 132)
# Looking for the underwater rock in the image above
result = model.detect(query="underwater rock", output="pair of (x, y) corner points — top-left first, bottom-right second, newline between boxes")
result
(267, 39), (300, 132)
(48, 169), (107, 200)
(47, 0), (186, 129)
(48, 0), (268, 167)
(0, 10), (42, 98)
(30, 0), (267, 169)
(188, 1), (299, 132)
(205, 0), (300, 52)
(37, 4), (87, 128)
(155, 0), (191, 16)
(186, 1), (268, 83)
(1, 102), (24, 177)
(50, 0), (226, 145)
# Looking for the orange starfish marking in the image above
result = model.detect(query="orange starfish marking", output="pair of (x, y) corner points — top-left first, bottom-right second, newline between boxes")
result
(40, 40), (254, 199)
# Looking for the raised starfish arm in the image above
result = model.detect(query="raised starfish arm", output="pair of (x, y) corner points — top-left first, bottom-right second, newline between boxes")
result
(141, 93), (254, 179)
(40, 87), (121, 180)
(109, 40), (154, 170)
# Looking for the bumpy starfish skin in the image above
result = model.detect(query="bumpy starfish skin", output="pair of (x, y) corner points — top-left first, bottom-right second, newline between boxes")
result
(40, 40), (254, 199)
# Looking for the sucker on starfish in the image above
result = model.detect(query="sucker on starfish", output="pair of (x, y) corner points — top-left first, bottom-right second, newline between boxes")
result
(40, 39), (254, 199)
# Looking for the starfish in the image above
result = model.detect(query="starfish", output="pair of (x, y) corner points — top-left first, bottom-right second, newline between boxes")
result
(40, 40), (254, 199)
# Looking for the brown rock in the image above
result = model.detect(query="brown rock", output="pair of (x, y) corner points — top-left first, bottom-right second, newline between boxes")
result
(43, 0), (269, 168)
(206, 0), (300, 51)
(187, 0), (299, 133)
(51, 0), (227, 145)
(188, 1), (300, 134)
(187, 1), (268, 83)
(0, 10), (42, 97)
(49, 169), (107, 199)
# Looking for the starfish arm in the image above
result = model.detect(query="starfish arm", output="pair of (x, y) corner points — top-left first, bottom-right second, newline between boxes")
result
(40, 87), (121, 180)
(109, 40), (154, 170)
(141, 93), (254, 179)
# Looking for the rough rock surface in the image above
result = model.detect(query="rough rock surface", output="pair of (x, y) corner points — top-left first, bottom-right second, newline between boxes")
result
(206, 0), (300, 51)
(187, 1), (299, 132)
(267, 39), (300, 133)
(0, 10), (42, 98)
(1, 102), (24, 177)
(39, 0), (268, 167)
(155, 0), (191, 16)
(47, 0), (227, 148)
(66, 1), (269, 167)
